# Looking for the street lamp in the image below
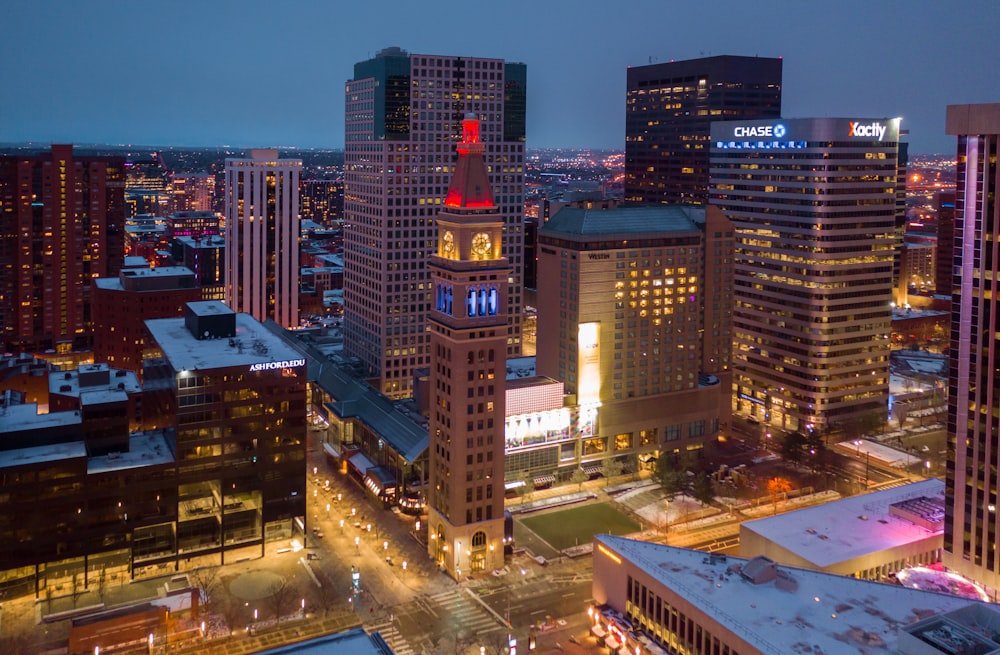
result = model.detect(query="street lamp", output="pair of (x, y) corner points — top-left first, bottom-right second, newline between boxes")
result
(354, 536), (360, 554)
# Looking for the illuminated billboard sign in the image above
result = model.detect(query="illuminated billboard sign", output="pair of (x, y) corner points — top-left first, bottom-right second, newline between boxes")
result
(578, 322), (601, 405)
(249, 358), (305, 372)
(848, 120), (886, 141)
(713, 118), (899, 146)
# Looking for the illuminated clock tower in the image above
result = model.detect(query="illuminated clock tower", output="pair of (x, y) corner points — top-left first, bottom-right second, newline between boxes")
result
(427, 114), (509, 579)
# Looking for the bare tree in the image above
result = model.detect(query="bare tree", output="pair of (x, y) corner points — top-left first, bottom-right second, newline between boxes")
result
(267, 577), (293, 623)
(309, 572), (339, 618)
(95, 566), (108, 604)
(71, 571), (83, 608)
(218, 596), (244, 636)
(602, 457), (624, 487)
(189, 567), (222, 618)
(570, 467), (588, 491)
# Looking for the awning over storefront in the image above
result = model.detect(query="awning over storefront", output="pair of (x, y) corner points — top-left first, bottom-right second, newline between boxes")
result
(582, 464), (603, 476)
(323, 442), (341, 459)
(533, 474), (556, 487)
(364, 466), (397, 498)
(348, 451), (375, 476)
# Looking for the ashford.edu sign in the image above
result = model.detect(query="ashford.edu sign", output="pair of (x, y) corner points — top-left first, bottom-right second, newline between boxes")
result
(249, 358), (305, 372)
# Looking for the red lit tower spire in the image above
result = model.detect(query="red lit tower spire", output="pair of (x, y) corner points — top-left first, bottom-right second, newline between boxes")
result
(426, 114), (510, 579)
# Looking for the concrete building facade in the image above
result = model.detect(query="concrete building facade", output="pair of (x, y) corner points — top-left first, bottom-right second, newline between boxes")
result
(536, 204), (733, 467)
(224, 149), (301, 328)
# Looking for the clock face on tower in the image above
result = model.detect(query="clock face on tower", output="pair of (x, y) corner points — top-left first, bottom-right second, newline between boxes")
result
(471, 232), (492, 258)
(442, 230), (455, 256)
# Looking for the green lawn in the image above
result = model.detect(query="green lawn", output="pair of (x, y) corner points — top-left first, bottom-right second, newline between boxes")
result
(517, 503), (641, 551)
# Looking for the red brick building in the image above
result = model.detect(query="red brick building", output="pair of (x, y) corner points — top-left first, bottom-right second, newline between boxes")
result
(0, 144), (125, 353)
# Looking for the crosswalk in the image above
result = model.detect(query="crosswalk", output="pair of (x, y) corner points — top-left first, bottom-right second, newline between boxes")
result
(368, 618), (417, 655)
(428, 588), (507, 637)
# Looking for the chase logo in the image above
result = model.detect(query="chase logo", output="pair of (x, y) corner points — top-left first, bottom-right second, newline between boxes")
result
(773, 123), (786, 139)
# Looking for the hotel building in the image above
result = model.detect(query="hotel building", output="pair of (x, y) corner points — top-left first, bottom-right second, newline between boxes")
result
(943, 103), (1000, 592)
(536, 204), (733, 467)
(625, 55), (782, 205)
(710, 117), (899, 435)
(426, 116), (509, 579)
(344, 46), (526, 398)
(224, 149), (302, 328)
(0, 144), (126, 354)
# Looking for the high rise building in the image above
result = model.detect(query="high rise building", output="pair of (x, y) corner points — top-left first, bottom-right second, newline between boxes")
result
(943, 103), (1000, 591)
(224, 149), (302, 328)
(344, 46), (526, 398)
(710, 117), (900, 435)
(426, 116), (509, 579)
(168, 172), (215, 213)
(300, 179), (344, 225)
(0, 144), (126, 354)
(625, 55), (782, 205)
(536, 204), (734, 462)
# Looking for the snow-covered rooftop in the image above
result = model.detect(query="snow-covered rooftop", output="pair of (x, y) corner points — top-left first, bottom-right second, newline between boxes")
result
(146, 313), (305, 373)
(88, 431), (174, 474)
(0, 436), (86, 469)
(597, 534), (996, 655)
(741, 479), (944, 568)
(0, 403), (79, 435)
(506, 356), (536, 380)
(49, 363), (141, 398)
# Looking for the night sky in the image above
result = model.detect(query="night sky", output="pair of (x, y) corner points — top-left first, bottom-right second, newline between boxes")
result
(3, 0), (997, 153)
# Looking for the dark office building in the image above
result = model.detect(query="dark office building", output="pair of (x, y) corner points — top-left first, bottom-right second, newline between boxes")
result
(934, 189), (956, 298)
(0, 144), (126, 353)
(625, 55), (782, 205)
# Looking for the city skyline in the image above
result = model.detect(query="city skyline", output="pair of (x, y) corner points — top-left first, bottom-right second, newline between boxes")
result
(2, 0), (997, 154)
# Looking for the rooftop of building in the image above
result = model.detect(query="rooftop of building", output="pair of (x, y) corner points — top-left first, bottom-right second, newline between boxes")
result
(87, 430), (174, 474)
(49, 363), (142, 398)
(597, 534), (997, 655)
(146, 311), (305, 373)
(506, 356), (537, 380)
(174, 234), (226, 248)
(0, 403), (80, 439)
(251, 628), (393, 655)
(741, 478), (944, 568)
(260, 321), (427, 463)
(541, 204), (704, 240)
(93, 266), (195, 291)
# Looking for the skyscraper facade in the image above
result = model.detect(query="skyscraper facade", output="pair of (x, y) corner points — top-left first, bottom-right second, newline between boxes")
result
(344, 46), (526, 398)
(942, 103), (1000, 591)
(625, 55), (782, 206)
(710, 117), (900, 435)
(224, 149), (301, 328)
(535, 204), (734, 464)
(0, 144), (125, 353)
(426, 116), (509, 579)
